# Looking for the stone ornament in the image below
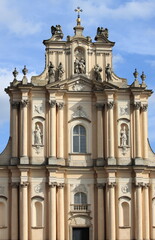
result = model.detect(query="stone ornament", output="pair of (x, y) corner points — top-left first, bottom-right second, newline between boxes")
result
(120, 106), (128, 116)
(121, 185), (129, 193)
(57, 102), (64, 110)
(73, 184), (87, 194)
(107, 101), (114, 109)
(94, 64), (102, 81)
(72, 105), (87, 119)
(11, 101), (20, 109)
(49, 100), (56, 108)
(34, 184), (42, 193)
(48, 62), (55, 83)
(134, 102), (141, 110)
(51, 25), (64, 40)
(105, 63), (112, 81)
(95, 27), (109, 41)
(34, 104), (43, 114)
(21, 99), (29, 108)
(141, 104), (148, 112)
(72, 80), (85, 91)
(57, 62), (64, 81)
(74, 47), (86, 74)
(34, 124), (43, 145)
(120, 126), (128, 147)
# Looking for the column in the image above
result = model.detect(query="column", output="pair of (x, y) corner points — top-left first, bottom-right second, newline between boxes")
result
(97, 184), (105, 240)
(11, 102), (19, 159)
(108, 182), (116, 240)
(134, 102), (141, 158)
(57, 102), (64, 159)
(20, 100), (29, 163)
(11, 183), (19, 240)
(136, 183), (143, 240)
(49, 182), (57, 240)
(96, 104), (104, 159)
(49, 100), (56, 160)
(20, 182), (28, 240)
(58, 183), (65, 240)
(141, 104), (148, 159)
(107, 101), (115, 159)
(144, 184), (150, 240)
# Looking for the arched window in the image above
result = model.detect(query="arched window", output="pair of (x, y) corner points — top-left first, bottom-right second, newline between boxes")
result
(74, 192), (87, 204)
(73, 125), (86, 153)
(0, 202), (5, 226)
(31, 197), (44, 228)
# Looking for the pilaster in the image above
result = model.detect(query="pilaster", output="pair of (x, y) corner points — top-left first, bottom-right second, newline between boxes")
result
(96, 103), (104, 166)
(11, 182), (19, 240)
(97, 183), (105, 240)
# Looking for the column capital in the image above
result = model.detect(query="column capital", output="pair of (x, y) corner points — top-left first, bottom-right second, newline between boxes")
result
(11, 182), (19, 188)
(20, 99), (29, 108)
(57, 183), (65, 188)
(133, 101), (141, 110)
(49, 182), (57, 188)
(20, 181), (29, 187)
(96, 103), (104, 110)
(57, 102), (64, 110)
(143, 183), (150, 188)
(49, 100), (56, 108)
(107, 182), (116, 188)
(96, 183), (105, 189)
(141, 104), (148, 112)
(107, 101), (114, 109)
(11, 101), (20, 109)
(135, 182), (143, 187)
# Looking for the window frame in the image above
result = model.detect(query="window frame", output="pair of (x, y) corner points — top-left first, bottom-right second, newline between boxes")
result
(72, 125), (86, 153)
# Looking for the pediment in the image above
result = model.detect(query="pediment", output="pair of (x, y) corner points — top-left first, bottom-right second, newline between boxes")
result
(46, 74), (120, 92)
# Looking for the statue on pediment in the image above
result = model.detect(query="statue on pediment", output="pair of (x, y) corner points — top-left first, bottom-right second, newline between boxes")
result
(105, 63), (112, 81)
(95, 27), (109, 41)
(57, 62), (64, 81)
(48, 62), (55, 83)
(94, 64), (102, 81)
(51, 25), (63, 40)
(74, 57), (85, 74)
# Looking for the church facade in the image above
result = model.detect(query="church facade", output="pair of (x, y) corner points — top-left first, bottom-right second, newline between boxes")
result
(0, 11), (155, 240)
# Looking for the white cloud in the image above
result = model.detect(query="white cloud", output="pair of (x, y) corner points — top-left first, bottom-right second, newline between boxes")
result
(113, 54), (124, 70)
(0, 0), (42, 35)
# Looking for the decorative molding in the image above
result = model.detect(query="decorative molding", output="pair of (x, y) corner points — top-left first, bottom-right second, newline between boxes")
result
(49, 182), (57, 188)
(72, 80), (85, 91)
(73, 184), (87, 193)
(57, 183), (65, 188)
(72, 105), (87, 119)
(11, 101), (20, 109)
(96, 103), (104, 110)
(141, 104), (148, 112)
(107, 101), (114, 109)
(57, 102), (64, 110)
(133, 102), (141, 110)
(49, 100), (56, 108)
(21, 99), (29, 108)
(20, 182), (29, 187)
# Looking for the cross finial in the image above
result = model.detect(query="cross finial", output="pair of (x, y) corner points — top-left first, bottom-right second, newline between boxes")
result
(74, 6), (83, 18)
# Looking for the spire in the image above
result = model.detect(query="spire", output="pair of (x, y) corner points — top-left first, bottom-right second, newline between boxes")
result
(74, 7), (84, 36)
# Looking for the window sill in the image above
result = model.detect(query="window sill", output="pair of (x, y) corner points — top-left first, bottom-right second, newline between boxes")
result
(69, 153), (91, 155)
(31, 227), (44, 229)
(119, 226), (131, 229)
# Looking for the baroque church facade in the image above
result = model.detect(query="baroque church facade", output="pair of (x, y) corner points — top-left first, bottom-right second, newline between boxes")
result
(0, 9), (155, 240)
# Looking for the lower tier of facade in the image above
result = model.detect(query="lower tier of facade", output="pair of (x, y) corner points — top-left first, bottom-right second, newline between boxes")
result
(0, 165), (154, 240)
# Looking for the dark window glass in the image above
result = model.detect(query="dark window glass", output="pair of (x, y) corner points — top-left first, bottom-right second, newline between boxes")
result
(73, 125), (86, 153)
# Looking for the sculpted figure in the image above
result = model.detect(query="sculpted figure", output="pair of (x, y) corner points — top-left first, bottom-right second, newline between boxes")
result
(74, 57), (85, 74)
(57, 62), (64, 80)
(51, 25), (63, 39)
(105, 63), (112, 81)
(94, 64), (102, 81)
(48, 62), (55, 83)
(34, 124), (42, 145)
(120, 126), (127, 146)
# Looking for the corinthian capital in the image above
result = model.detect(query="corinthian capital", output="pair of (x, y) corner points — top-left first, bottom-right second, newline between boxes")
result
(11, 101), (20, 109)
(133, 102), (141, 110)
(21, 99), (29, 108)
(49, 100), (56, 108)
(107, 101), (114, 109)
(141, 104), (148, 112)
(57, 102), (64, 110)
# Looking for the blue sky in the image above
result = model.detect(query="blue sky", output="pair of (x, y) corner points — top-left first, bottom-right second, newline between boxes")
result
(0, 0), (155, 153)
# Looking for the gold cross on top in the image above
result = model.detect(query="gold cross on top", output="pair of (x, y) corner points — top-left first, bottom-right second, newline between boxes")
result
(74, 7), (83, 18)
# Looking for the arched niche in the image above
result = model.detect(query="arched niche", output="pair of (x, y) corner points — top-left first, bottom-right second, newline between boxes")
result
(119, 196), (131, 227)
(31, 196), (44, 228)
(74, 47), (86, 74)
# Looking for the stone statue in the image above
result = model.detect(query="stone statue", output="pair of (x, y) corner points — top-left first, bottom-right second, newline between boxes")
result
(51, 25), (63, 40)
(57, 62), (64, 81)
(94, 64), (102, 81)
(105, 63), (112, 81)
(48, 62), (55, 83)
(95, 27), (109, 41)
(34, 124), (42, 145)
(74, 57), (85, 74)
(120, 126), (127, 146)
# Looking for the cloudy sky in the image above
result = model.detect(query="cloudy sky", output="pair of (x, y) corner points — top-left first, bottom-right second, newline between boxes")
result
(0, 0), (155, 153)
